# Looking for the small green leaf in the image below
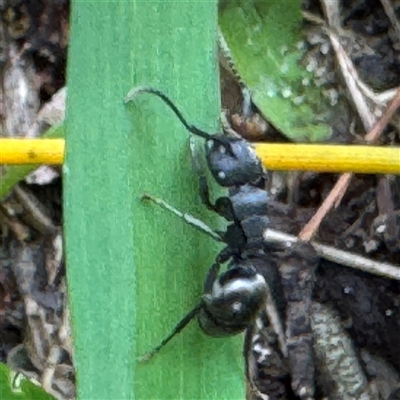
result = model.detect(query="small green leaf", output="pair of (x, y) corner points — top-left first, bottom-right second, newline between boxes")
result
(219, 0), (334, 142)
(0, 363), (55, 400)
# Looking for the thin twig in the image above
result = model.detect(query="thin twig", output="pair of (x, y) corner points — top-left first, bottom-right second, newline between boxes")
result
(13, 184), (57, 234)
(364, 89), (400, 143)
(299, 90), (400, 241)
(380, 0), (400, 40)
(264, 286), (287, 357)
(324, 30), (376, 129)
(298, 174), (351, 241)
(265, 228), (400, 281)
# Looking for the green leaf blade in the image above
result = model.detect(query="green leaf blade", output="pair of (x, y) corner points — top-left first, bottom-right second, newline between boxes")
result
(65, 2), (244, 399)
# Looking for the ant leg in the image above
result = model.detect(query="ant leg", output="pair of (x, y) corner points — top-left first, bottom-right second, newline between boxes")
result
(203, 262), (221, 293)
(139, 249), (235, 361)
(139, 303), (203, 361)
(198, 175), (218, 212)
(188, 137), (220, 215)
(188, 138), (234, 220)
(141, 194), (223, 242)
(203, 247), (235, 293)
(188, 137), (231, 219)
(199, 176), (234, 221)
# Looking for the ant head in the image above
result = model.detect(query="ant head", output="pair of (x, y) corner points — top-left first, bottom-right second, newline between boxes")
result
(125, 87), (264, 187)
(205, 136), (264, 187)
(198, 263), (268, 337)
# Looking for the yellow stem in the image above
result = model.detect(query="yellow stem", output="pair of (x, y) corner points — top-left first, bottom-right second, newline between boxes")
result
(0, 139), (399, 174)
(0, 139), (64, 165)
(254, 143), (400, 174)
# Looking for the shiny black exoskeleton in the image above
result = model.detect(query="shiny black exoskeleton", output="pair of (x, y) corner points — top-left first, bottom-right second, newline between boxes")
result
(126, 86), (274, 354)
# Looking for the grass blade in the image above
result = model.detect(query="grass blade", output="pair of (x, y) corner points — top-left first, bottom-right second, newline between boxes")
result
(65, 2), (244, 399)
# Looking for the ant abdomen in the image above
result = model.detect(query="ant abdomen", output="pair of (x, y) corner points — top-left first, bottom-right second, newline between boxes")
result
(199, 264), (268, 337)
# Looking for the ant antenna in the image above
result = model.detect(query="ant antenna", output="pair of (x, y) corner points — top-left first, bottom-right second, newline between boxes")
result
(139, 303), (203, 362)
(125, 86), (216, 140)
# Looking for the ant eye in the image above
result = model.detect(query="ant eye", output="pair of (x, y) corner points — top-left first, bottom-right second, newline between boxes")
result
(218, 171), (226, 180)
